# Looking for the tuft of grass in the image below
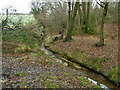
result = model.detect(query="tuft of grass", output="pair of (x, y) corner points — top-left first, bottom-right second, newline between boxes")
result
(78, 77), (84, 81)
(63, 72), (68, 76)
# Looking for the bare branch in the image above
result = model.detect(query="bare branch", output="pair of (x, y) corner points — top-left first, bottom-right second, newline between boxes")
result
(95, 0), (104, 8)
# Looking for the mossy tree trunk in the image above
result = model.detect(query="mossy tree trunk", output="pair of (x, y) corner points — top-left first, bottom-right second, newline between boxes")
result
(97, 2), (109, 46)
(63, 2), (79, 42)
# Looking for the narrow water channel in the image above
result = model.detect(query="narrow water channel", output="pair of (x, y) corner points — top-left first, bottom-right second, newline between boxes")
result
(41, 43), (118, 89)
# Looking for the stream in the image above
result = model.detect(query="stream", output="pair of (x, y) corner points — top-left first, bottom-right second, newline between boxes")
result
(41, 43), (118, 89)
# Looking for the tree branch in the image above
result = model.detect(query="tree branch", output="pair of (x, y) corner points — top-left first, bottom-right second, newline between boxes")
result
(95, 0), (104, 8)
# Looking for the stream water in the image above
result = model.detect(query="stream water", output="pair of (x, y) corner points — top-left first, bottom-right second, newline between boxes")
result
(41, 43), (118, 89)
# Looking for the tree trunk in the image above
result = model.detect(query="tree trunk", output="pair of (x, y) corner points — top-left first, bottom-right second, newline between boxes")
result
(87, 2), (90, 26)
(67, 2), (71, 30)
(6, 9), (8, 20)
(63, 2), (79, 42)
(78, 2), (82, 30)
(97, 2), (109, 46)
(82, 2), (87, 33)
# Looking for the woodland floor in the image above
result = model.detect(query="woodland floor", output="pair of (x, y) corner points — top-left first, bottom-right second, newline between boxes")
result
(47, 24), (119, 84)
(2, 23), (118, 88)
(49, 24), (118, 69)
(2, 44), (99, 88)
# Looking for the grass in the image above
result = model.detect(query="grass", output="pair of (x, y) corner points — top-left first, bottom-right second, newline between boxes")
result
(108, 65), (119, 83)
(0, 15), (35, 25)
(44, 80), (59, 88)
(2, 23), (42, 54)
(78, 76), (100, 88)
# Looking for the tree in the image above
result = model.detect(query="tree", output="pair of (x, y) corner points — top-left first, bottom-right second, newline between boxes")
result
(82, 2), (87, 32)
(81, 1), (91, 33)
(95, 0), (109, 46)
(87, 2), (90, 27)
(2, 5), (17, 30)
(63, 2), (79, 42)
(78, 2), (82, 30)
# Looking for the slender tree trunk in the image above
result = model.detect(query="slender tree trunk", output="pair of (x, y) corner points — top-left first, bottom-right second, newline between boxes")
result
(67, 2), (71, 30)
(6, 9), (8, 20)
(78, 2), (82, 30)
(63, 2), (79, 42)
(82, 2), (87, 33)
(87, 2), (90, 26)
(97, 2), (109, 46)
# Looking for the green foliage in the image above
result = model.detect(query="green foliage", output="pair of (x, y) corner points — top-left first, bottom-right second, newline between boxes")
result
(2, 23), (42, 53)
(93, 85), (100, 88)
(100, 58), (108, 63)
(72, 30), (79, 36)
(78, 77), (84, 81)
(50, 76), (57, 79)
(87, 25), (98, 35)
(15, 44), (32, 53)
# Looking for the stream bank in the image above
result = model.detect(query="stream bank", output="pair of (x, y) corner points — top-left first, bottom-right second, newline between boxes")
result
(44, 44), (119, 88)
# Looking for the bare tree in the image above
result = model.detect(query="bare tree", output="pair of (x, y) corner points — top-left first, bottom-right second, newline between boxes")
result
(64, 2), (79, 42)
(95, 0), (109, 46)
(2, 5), (17, 30)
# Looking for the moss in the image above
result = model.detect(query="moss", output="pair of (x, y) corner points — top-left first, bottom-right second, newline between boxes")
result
(63, 72), (68, 76)
(49, 72), (53, 75)
(70, 73), (74, 76)
(92, 64), (102, 72)
(80, 81), (87, 86)
(13, 73), (26, 76)
(100, 57), (108, 63)
(46, 61), (52, 64)
(108, 65), (119, 83)
(72, 53), (78, 58)
(50, 76), (57, 79)
(93, 85), (100, 88)
(80, 54), (88, 60)
(46, 46), (119, 85)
